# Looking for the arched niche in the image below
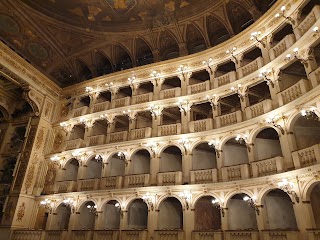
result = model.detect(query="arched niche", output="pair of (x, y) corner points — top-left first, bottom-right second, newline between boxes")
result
(106, 153), (126, 177)
(160, 146), (182, 172)
(114, 115), (129, 132)
(206, 15), (230, 47)
(190, 102), (212, 121)
(310, 183), (320, 228)
(159, 30), (179, 61)
(254, 128), (282, 161)
(76, 201), (96, 229)
(263, 189), (297, 229)
(91, 120), (108, 137)
(127, 199), (148, 230)
(158, 197), (183, 230)
(75, 95), (90, 108)
(34, 207), (49, 230)
(75, 59), (92, 82)
(69, 124), (85, 140)
(292, 115), (320, 150)
(60, 158), (79, 181)
(226, 1), (254, 34)
(83, 157), (102, 179)
(136, 38), (154, 66)
(222, 138), (249, 167)
(51, 65), (77, 87)
(194, 196), (221, 230)
(227, 193), (258, 230)
(114, 44), (133, 71)
(51, 204), (71, 230)
(101, 200), (121, 230)
(186, 24), (207, 54)
(129, 149), (150, 175)
(192, 143), (217, 170)
(247, 81), (271, 106)
(95, 51), (113, 76)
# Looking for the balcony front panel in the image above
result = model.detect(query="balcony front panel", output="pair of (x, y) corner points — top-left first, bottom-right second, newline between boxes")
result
(55, 180), (77, 193)
(192, 231), (223, 240)
(123, 174), (150, 188)
(73, 106), (89, 118)
(11, 230), (43, 240)
(132, 93), (153, 104)
(187, 81), (210, 95)
(65, 139), (84, 151)
(269, 34), (295, 60)
(46, 230), (67, 240)
(295, 5), (320, 39)
(160, 87), (181, 100)
(216, 110), (242, 128)
(238, 57), (264, 78)
(214, 71), (237, 88)
(251, 156), (285, 178)
(87, 135), (106, 147)
(278, 79), (310, 106)
(245, 99), (273, 119)
(292, 144), (320, 168)
(189, 119), (213, 133)
(92, 102), (109, 113)
(262, 230), (300, 240)
(221, 164), (250, 182)
(154, 230), (184, 240)
(190, 168), (218, 184)
(93, 230), (120, 240)
(107, 131), (128, 143)
(71, 230), (92, 240)
(157, 171), (183, 186)
(100, 176), (123, 190)
(130, 127), (152, 140)
(158, 123), (181, 136)
(111, 97), (131, 108)
(78, 178), (100, 191)
(121, 230), (148, 240)
(224, 230), (259, 240)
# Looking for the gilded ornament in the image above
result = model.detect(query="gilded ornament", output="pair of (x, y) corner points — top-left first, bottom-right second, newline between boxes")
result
(35, 128), (45, 149)
(16, 202), (26, 221)
(24, 164), (35, 191)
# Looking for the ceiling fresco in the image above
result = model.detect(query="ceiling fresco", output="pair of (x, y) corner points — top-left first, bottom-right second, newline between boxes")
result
(0, 0), (278, 87)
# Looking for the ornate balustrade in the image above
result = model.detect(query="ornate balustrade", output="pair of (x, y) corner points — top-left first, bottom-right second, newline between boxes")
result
(188, 81), (210, 95)
(100, 176), (123, 190)
(216, 110), (242, 128)
(292, 144), (320, 168)
(214, 71), (237, 88)
(238, 57), (264, 78)
(123, 174), (150, 188)
(121, 230), (147, 240)
(11, 230), (43, 240)
(65, 139), (84, 151)
(45, 230), (67, 240)
(73, 106), (89, 118)
(245, 99), (273, 119)
(269, 34), (296, 60)
(132, 93), (153, 104)
(92, 102), (109, 113)
(92, 230), (120, 240)
(130, 127), (152, 140)
(78, 178), (100, 191)
(278, 79), (310, 106)
(295, 5), (320, 39)
(192, 231), (223, 240)
(251, 156), (285, 177)
(154, 230), (184, 240)
(157, 171), (183, 186)
(224, 230), (259, 240)
(189, 119), (213, 132)
(55, 180), (77, 193)
(87, 135), (106, 147)
(112, 97), (131, 108)
(261, 230), (300, 240)
(221, 164), (250, 182)
(190, 169), (218, 184)
(107, 131), (128, 143)
(71, 230), (92, 240)
(160, 87), (181, 99)
(158, 123), (181, 136)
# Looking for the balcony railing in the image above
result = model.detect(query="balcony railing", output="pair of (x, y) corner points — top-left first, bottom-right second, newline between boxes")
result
(55, 180), (77, 193)
(123, 174), (150, 188)
(45, 230), (67, 240)
(251, 156), (285, 177)
(245, 99), (273, 119)
(65, 139), (84, 151)
(107, 131), (128, 143)
(92, 102), (109, 113)
(292, 144), (320, 168)
(238, 57), (264, 78)
(121, 230), (148, 240)
(262, 230), (300, 240)
(295, 5), (320, 39)
(221, 164), (250, 182)
(73, 106), (89, 118)
(157, 171), (183, 186)
(216, 110), (242, 128)
(71, 230), (92, 240)
(93, 230), (120, 240)
(190, 169), (218, 184)
(189, 119), (213, 132)
(192, 231), (223, 240)
(11, 230), (43, 240)
(154, 230), (184, 240)
(214, 71), (237, 88)
(78, 178), (100, 191)
(158, 123), (181, 136)
(100, 176), (123, 190)
(130, 127), (152, 140)
(187, 81), (210, 95)
(224, 230), (259, 240)
(132, 93), (153, 104)
(270, 34), (295, 60)
(160, 87), (181, 99)
(112, 97), (131, 108)
(87, 135), (106, 147)
(278, 79), (310, 106)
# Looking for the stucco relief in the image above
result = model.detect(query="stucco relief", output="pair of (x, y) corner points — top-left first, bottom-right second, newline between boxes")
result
(16, 202), (25, 222)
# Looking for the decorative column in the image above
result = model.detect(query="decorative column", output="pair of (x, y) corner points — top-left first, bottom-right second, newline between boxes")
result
(177, 100), (192, 134)
(179, 139), (192, 184)
(149, 106), (163, 137)
(149, 148), (160, 186)
(178, 67), (192, 96)
(88, 92), (100, 114)
(202, 59), (216, 88)
(150, 73), (164, 101)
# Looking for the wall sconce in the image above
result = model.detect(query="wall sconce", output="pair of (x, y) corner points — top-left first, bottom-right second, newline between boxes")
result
(226, 47), (238, 64)
(105, 82), (114, 90)
(115, 202), (124, 218)
(250, 31), (265, 48)
(212, 199), (225, 217)
(177, 64), (189, 81)
(79, 118), (93, 129)
(99, 113), (113, 125)
(142, 192), (155, 211)
(278, 178), (299, 203)
(301, 107), (319, 121)
(145, 142), (158, 157)
(243, 195), (260, 215)
(230, 84), (247, 102)
(206, 94), (220, 110)
(177, 99), (190, 116)
(259, 69), (274, 88)
(285, 48), (309, 67)
(275, 6), (295, 25)
(87, 204), (98, 216)
(40, 199), (53, 213)
(148, 104), (162, 120)
(266, 115), (285, 135)
(179, 190), (192, 210)
(128, 74), (136, 85)
(50, 155), (63, 169)
(72, 151), (90, 166)
(313, 26), (319, 36)
(235, 135), (252, 152)
(202, 58), (214, 74)
(62, 198), (75, 213)
(118, 151), (129, 165)
(59, 122), (73, 134)
(85, 86), (94, 93)
(151, 71), (161, 86)
(95, 154), (103, 163)
(208, 140), (221, 158)
(178, 138), (190, 154)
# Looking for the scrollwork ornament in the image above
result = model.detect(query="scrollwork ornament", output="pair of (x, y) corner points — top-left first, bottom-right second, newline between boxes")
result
(16, 202), (26, 221)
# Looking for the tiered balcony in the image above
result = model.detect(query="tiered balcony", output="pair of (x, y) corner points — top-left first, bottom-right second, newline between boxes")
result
(262, 230), (300, 240)
(158, 123), (181, 136)
(221, 164), (250, 182)
(307, 229), (320, 240)
(92, 102), (109, 113)
(214, 71), (237, 88)
(45, 230), (68, 240)
(192, 231), (223, 240)
(77, 178), (100, 191)
(187, 81), (210, 95)
(278, 79), (310, 106)
(190, 169), (218, 184)
(157, 171), (183, 186)
(100, 176), (123, 190)
(269, 34), (295, 60)
(224, 230), (259, 240)
(238, 57), (264, 78)
(292, 144), (320, 168)
(73, 106), (89, 118)
(154, 230), (184, 240)
(93, 230), (119, 240)
(123, 174), (150, 188)
(130, 127), (152, 140)
(107, 131), (128, 143)
(87, 135), (106, 147)
(55, 180), (77, 193)
(112, 97), (130, 108)
(160, 87), (181, 99)
(189, 119), (213, 132)
(65, 139), (84, 151)
(294, 5), (320, 39)
(245, 99), (273, 119)
(121, 230), (148, 240)
(251, 156), (285, 177)
(216, 110), (242, 128)
(71, 230), (92, 240)
(132, 93), (153, 104)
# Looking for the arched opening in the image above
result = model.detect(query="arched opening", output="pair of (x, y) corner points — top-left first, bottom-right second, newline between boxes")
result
(159, 31), (180, 61)
(240, 47), (263, 77)
(60, 159), (79, 181)
(161, 107), (181, 132)
(247, 81), (271, 114)
(91, 120), (108, 138)
(75, 59), (92, 82)
(158, 197), (183, 230)
(223, 138), (249, 167)
(160, 146), (182, 172)
(106, 153), (126, 177)
(310, 183), (320, 228)
(134, 111), (152, 130)
(188, 70), (210, 94)
(270, 24), (295, 60)
(186, 24), (207, 54)
(160, 76), (181, 100)
(192, 143), (217, 171)
(127, 199), (148, 229)
(101, 200), (121, 230)
(219, 93), (241, 116)
(263, 189), (298, 229)
(133, 81), (154, 105)
(69, 124), (85, 140)
(129, 150), (150, 175)
(95, 51), (113, 76)
(227, 194), (258, 230)
(194, 196), (221, 230)
(113, 115), (129, 133)
(227, 1), (254, 34)
(83, 157), (102, 179)
(77, 201), (96, 229)
(136, 38), (154, 66)
(206, 15), (230, 47)
(254, 128), (282, 161)
(300, 0), (319, 20)
(51, 204), (71, 230)
(113, 44), (133, 71)
(214, 61), (237, 88)
(93, 91), (111, 113)
(189, 102), (213, 132)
